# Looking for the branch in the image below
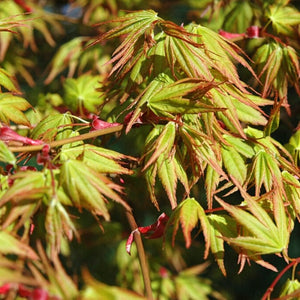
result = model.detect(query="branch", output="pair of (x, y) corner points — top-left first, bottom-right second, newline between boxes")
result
(262, 258), (300, 300)
(8, 125), (124, 153)
(125, 209), (153, 300)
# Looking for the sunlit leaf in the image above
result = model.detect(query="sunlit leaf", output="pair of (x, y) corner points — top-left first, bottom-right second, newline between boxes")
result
(31, 113), (73, 142)
(0, 67), (18, 92)
(63, 74), (104, 113)
(0, 231), (38, 260)
(60, 144), (133, 175)
(157, 156), (177, 209)
(216, 197), (289, 255)
(0, 140), (15, 165)
(267, 5), (300, 36)
(0, 94), (31, 126)
(285, 129), (300, 166)
(60, 159), (130, 221)
(221, 144), (247, 185)
(168, 198), (210, 257)
(142, 122), (176, 171)
(0, 171), (48, 207)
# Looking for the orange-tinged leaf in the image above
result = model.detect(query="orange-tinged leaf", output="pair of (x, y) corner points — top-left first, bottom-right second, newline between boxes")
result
(60, 160), (130, 221)
(0, 231), (38, 260)
(157, 156), (177, 209)
(142, 122), (176, 171)
(169, 198), (210, 257)
(0, 94), (31, 126)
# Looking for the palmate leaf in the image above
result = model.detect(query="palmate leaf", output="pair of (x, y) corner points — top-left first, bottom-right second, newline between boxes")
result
(216, 197), (289, 255)
(148, 79), (223, 117)
(207, 214), (238, 276)
(0, 93), (31, 126)
(44, 37), (93, 84)
(63, 74), (104, 113)
(0, 67), (18, 92)
(164, 34), (214, 80)
(250, 150), (282, 196)
(60, 144), (133, 175)
(0, 171), (48, 207)
(46, 197), (77, 257)
(0, 140), (15, 165)
(253, 42), (299, 100)
(81, 270), (145, 300)
(31, 242), (79, 299)
(282, 171), (300, 216)
(31, 113), (73, 142)
(188, 24), (258, 91)
(92, 10), (161, 77)
(0, 231), (38, 260)
(266, 5), (300, 36)
(60, 159), (130, 221)
(142, 122), (176, 171)
(156, 155), (177, 209)
(221, 144), (247, 185)
(168, 198), (210, 258)
(285, 128), (300, 166)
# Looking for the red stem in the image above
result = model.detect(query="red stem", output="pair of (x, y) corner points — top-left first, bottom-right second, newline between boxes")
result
(261, 258), (300, 300)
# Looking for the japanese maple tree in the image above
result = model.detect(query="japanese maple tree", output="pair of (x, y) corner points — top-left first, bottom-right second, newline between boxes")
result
(0, 0), (299, 299)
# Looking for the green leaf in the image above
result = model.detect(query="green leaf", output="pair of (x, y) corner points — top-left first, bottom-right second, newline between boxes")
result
(44, 37), (86, 84)
(81, 270), (145, 300)
(169, 198), (210, 257)
(142, 122), (176, 171)
(31, 113), (73, 141)
(216, 197), (288, 255)
(279, 279), (300, 299)
(251, 150), (282, 196)
(223, 1), (253, 33)
(164, 34), (213, 80)
(0, 231), (38, 260)
(157, 155), (177, 209)
(223, 135), (255, 158)
(189, 24), (257, 91)
(221, 144), (247, 185)
(285, 129), (300, 166)
(60, 160), (129, 221)
(0, 171), (48, 207)
(207, 215), (229, 276)
(46, 197), (77, 257)
(282, 171), (300, 215)
(148, 79), (222, 117)
(0, 140), (16, 165)
(0, 93), (31, 126)
(175, 273), (212, 300)
(60, 144), (132, 175)
(267, 5), (300, 36)
(0, 67), (18, 92)
(205, 165), (220, 209)
(63, 74), (104, 113)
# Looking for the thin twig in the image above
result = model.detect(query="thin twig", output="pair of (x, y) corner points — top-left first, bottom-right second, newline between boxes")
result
(125, 209), (153, 300)
(8, 125), (124, 153)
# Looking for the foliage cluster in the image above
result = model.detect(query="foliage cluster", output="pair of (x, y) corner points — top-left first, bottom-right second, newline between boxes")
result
(0, 0), (299, 299)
